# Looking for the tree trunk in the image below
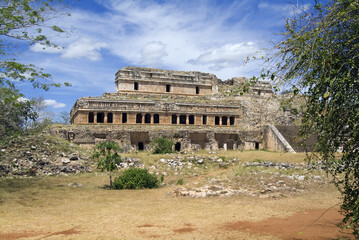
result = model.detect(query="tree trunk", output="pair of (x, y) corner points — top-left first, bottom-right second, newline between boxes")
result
(110, 174), (112, 189)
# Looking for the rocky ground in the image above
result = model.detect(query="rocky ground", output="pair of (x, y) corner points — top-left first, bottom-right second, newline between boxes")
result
(0, 134), (330, 200)
(0, 134), (93, 177)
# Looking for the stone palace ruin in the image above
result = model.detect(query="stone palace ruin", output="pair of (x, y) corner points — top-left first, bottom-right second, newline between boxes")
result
(49, 67), (308, 153)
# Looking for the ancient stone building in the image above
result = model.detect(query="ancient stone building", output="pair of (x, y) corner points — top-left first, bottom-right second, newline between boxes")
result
(50, 67), (303, 152)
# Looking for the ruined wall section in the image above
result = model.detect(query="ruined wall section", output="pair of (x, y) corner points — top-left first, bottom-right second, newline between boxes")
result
(115, 67), (219, 95)
(47, 125), (263, 152)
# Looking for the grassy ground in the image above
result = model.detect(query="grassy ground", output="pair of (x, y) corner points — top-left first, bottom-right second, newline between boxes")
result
(0, 151), (344, 239)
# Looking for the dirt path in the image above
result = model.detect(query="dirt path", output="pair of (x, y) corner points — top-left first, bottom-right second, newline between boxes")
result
(223, 208), (353, 239)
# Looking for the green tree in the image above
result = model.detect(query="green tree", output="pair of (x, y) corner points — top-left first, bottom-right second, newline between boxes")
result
(264, 0), (358, 236)
(0, 88), (37, 135)
(0, 0), (70, 136)
(93, 141), (123, 188)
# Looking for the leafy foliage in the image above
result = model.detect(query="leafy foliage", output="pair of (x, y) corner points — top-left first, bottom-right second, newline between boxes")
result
(113, 168), (159, 190)
(0, 0), (70, 136)
(152, 137), (174, 154)
(93, 141), (123, 188)
(263, 0), (359, 236)
(0, 88), (37, 136)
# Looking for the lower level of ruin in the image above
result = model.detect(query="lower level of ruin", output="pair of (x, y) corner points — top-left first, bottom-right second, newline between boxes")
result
(47, 125), (310, 153)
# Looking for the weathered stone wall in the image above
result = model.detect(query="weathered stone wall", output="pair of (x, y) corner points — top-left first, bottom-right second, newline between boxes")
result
(47, 125), (264, 152)
(115, 67), (218, 95)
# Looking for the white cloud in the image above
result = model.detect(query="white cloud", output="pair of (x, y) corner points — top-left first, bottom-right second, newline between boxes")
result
(30, 43), (63, 54)
(61, 37), (108, 61)
(258, 2), (311, 16)
(17, 97), (29, 102)
(141, 41), (167, 65)
(188, 42), (261, 70)
(43, 99), (66, 108)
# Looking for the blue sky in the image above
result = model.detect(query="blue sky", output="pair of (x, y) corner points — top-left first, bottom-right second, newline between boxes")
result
(15, 0), (311, 120)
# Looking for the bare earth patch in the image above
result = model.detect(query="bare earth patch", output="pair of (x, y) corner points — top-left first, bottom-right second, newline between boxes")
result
(223, 208), (353, 239)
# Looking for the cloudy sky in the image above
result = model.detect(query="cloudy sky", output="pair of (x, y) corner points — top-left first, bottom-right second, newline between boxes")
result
(15, 0), (310, 120)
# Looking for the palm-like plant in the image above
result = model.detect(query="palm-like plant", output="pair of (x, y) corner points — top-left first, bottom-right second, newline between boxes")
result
(93, 141), (123, 188)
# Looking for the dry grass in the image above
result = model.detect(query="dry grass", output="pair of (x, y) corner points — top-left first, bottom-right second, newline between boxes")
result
(0, 151), (342, 239)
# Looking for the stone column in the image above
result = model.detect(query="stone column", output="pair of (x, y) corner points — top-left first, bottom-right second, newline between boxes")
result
(150, 114), (154, 124)
(142, 114), (145, 124)
(186, 115), (189, 125)
(104, 113), (108, 123)
(94, 112), (97, 123)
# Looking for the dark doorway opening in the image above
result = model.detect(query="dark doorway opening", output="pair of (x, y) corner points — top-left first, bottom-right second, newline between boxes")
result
(172, 115), (177, 124)
(215, 116), (220, 125)
(196, 86), (199, 94)
(88, 112), (94, 123)
(122, 113), (127, 123)
(97, 112), (104, 123)
(107, 113), (113, 123)
(180, 115), (186, 124)
(222, 116), (228, 125)
(255, 142), (260, 150)
(154, 114), (159, 124)
(230, 116), (235, 125)
(138, 142), (144, 151)
(202, 115), (207, 125)
(189, 115), (194, 124)
(145, 114), (151, 123)
(134, 82), (139, 90)
(166, 84), (170, 92)
(136, 113), (142, 123)
(175, 142), (181, 152)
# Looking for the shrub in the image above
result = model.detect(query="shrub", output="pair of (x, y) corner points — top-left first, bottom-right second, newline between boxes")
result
(176, 179), (183, 185)
(113, 168), (159, 189)
(152, 137), (173, 154)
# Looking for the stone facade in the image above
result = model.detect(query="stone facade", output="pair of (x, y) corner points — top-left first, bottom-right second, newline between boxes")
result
(65, 67), (300, 152)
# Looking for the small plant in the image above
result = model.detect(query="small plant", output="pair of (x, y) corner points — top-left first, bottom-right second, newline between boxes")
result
(93, 141), (123, 188)
(152, 137), (173, 154)
(160, 174), (165, 183)
(176, 179), (183, 185)
(219, 156), (226, 162)
(113, 168), (159, 189)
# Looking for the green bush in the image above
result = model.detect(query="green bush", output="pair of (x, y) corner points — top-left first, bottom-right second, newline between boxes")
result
(113, 168), (159, 189)
(152, 137), (173, 154)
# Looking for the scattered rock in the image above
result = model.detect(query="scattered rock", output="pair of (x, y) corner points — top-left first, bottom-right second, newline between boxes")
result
(68, 182), (83, 188)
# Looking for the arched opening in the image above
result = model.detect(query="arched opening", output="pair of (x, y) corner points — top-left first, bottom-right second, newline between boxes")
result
(154, 114), (159, 124)
(136, 113), (142, 123)
(97, 112), (104, 123)
(138, 142), (144, 151)
(180, 115), (186, 124)
(175, 142), (181, 152)
(107, 112), (113, 123)
(145, 114), (151, 123)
